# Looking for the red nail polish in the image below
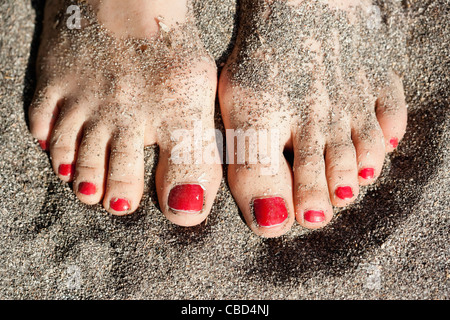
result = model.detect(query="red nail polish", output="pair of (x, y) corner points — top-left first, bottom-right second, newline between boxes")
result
(58, 164), (74, 177)
(38, 140), (48, 151)
(253, 197), (288, 227)
(390, 137), (399, 149)
(78, 182), (96, 195)
(359, 168), (375, 180)
(168, 184), (204, 213)
(304, 210), (325, 223)
(110, 198), (130, 212)
(335, 186), (353, 200)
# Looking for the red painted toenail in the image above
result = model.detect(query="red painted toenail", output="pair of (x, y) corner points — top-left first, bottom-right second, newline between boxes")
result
(78, 182), (96, 195)
(110, 198), (130, 212)
(168, 184), (204, 213)
(359, 168), (375, 180)
(58, 164), (74, 177)
(390, 137), (399, 148)
(253, 197), (288, 227)
(304, 210), (325, 223)
(335, 186), (353, 200)
(38, 140), (48, 151)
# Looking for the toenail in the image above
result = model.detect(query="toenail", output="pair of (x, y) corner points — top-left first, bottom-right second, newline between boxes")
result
(110, 198), (131, 212)
(359, 168), (375, 180)
(304, 210), (325, 223)
(58, 163), (74, 177)
(168, 184), (204, 213)
(38, 140), (48, 151)
(335, 186), (353, 200)
(252, 197), (288, 227)
(390, 137), (399, 148)
(78, 182), (96, 195)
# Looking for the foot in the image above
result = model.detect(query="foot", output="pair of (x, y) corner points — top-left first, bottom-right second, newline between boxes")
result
(219, 0), (407, 237)
(29, 0), (222, 226)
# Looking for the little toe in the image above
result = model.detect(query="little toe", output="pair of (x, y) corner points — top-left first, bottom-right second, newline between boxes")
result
(29, 83), (63, 150)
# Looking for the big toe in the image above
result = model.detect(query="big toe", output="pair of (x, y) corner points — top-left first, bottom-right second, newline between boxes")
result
(225, 123), (295, 237)
(155, 125), (222, 227)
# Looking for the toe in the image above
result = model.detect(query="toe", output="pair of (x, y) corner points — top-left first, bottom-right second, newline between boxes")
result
(293, 123), (333, 229)
(74, 122), (110, 205)
(351, 112), (386, 186)
(325, 115), (359, 207)
(219, 75), (295, 237)
(49, 103), (85, 182)
(103, 126), (145, 215)
(29, 83), (63, 150)
(376, 72), (408, 152)
(228, 160), (294, 238)
(155, 123), (222, 227)
(226, 127), (295, 238)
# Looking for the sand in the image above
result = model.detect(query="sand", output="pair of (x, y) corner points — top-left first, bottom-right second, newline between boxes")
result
(0, 0), (448, 300)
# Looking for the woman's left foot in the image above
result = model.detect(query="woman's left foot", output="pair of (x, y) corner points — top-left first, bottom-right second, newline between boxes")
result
(29, 0), (222, 226)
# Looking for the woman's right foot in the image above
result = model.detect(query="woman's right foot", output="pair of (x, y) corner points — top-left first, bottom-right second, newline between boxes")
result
(29, 0), (222, 226)
(219, 0), (408, 237)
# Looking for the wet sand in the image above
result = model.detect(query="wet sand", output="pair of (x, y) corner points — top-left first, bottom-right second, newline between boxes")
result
(0, 0), (448, 299)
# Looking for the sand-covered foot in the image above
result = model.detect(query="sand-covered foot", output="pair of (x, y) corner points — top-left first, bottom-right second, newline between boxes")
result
(29, 0), (222, 226)
(219, 0), (407, 237)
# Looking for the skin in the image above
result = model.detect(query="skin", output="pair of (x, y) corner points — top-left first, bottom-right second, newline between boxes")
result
(218, 0), (407, 237)
(29, 0), (407, 237)
(29, 0), (222, 226)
